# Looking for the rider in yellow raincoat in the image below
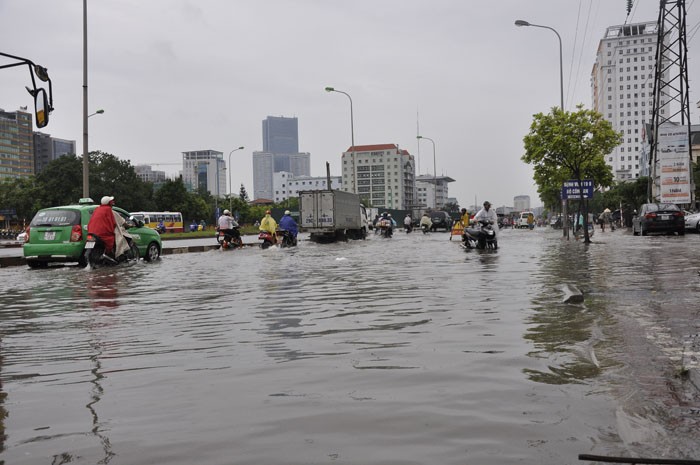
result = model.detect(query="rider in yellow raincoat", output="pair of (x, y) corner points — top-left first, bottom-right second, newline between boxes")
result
(259, 210), (278, 243)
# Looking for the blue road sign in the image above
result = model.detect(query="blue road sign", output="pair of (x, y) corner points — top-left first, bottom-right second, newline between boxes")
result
(561, 179), (593, 199)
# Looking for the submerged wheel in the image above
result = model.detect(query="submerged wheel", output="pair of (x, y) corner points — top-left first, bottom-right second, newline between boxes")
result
(27, 260), (48, 269)
(144, 242), (161, 262)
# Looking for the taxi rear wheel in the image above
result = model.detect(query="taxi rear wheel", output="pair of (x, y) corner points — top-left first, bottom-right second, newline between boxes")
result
(27, 260), (47, 269)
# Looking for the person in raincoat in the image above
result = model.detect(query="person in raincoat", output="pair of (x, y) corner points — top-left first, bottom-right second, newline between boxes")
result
(259, 210), (278, 243)
(278, 210), (298, 238)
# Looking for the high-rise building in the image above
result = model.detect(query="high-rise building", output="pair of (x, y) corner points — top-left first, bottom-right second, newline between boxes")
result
(182, 150), (226, 196)
(591, 21), (664, 181)
(341, 143), (416, 210)
(513, 195), (530, 212)
(0, 108), (34, 180)
(135, 164), (167, 184)
(263, 116), (299, 154)
(253, 151), (311, 200)
(33, 132), (76, 174)
(253, 116), (310, 200)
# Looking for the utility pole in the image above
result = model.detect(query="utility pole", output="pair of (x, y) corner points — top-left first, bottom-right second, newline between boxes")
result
(649, 0), (692, 206)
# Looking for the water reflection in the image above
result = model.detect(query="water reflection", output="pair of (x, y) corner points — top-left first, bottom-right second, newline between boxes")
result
(86, 270), (120, 309)
(524, 240), (602, 384)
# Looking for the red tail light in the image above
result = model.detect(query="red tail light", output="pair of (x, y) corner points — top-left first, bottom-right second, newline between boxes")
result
(645, 213), (657, 219)
(70, 224), (83, 242)
(673, 211), (683, 217)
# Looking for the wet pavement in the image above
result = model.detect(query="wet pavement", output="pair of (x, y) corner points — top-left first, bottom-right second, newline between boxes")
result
(0, 227), (699, 465)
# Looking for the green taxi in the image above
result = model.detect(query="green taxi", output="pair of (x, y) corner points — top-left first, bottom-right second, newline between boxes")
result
(23, 198), (162, 268)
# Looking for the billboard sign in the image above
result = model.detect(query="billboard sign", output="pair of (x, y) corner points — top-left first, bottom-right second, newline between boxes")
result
(657, 123), (691, 204)
(561, 179), (593, 199)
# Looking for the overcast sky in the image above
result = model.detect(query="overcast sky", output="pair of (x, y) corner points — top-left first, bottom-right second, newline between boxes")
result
(2, 0), (699, 209)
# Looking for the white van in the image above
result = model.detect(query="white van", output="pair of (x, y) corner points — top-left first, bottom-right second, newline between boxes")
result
(518, 212), (534, 229)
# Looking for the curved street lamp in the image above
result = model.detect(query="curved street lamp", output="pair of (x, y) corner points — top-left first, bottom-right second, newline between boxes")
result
(416, 135), (437, 210)
(325, 86), (355, 193)
(88, 109), (104, 118)
(228, 146), (245, 211)
(515, 19), (568, 238)
(514, 19), (564, 111)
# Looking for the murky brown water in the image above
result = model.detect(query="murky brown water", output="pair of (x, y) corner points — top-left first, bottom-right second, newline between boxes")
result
(1, 228), (699, 465)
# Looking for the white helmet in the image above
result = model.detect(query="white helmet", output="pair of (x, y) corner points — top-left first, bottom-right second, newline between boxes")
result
(284, 210), (291, 215)
(101, 196), (114, 205)
(223, 209), (230, 215)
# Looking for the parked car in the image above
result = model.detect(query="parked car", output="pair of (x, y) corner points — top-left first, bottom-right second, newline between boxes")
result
(684, 211), (700, 232)
(23, 198), (162, 268)
(429, 211), (453, 232)
(631, 203), (685, 236)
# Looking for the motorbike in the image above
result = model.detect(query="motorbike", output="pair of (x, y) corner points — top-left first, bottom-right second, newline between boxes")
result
(258, 230), (276, 249)
(276, 229), (297, 248)
(155, 224), (167, 234)
(404, 223), (413, 233)
(84, 233), (140, 267)
(216, 227), (243, 250)
(376, 218), (393, 238)
(462, 219), (498, 250)
(420, 223), (430, 234)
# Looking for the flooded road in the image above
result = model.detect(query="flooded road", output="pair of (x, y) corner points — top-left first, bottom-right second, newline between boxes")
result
(1, 227), (699, 465)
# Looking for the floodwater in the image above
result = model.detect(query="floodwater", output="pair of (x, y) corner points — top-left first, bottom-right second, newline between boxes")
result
(1, 227), (699, 465)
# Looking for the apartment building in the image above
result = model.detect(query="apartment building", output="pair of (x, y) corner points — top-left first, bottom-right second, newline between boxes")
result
(341, 143), (416, 210)
(591, 21), (665, 181)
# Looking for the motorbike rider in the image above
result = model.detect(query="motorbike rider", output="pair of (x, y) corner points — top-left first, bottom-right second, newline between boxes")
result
(403, 214), (412, 232)
(259, 209), (278, 244)
(419, 212), (432, 231)
(87, 196), (132, 258)
(473, 201), (499, 234)
(217, 209), (239, 239)
(377, 212), (393, 237)
(279, 210), (298, 243)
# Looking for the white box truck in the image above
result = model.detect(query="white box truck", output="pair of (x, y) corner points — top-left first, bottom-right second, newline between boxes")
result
(299, 190), (369, 241)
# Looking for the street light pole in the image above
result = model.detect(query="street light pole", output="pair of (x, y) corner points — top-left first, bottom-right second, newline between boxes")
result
(325, 86), (355, 193)
(515, 19), (568, 238)
(228, 146), (245, 212)
(82, 0), (89, 198)
(514, 20), (563, 111)
(416, 136), (437, 210)
(88, 109), (104, 118)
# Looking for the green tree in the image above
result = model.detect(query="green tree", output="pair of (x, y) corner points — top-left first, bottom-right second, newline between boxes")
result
(34, 154), (84, 207)
(0, 177), (40, 224)
(522, 105), (622, 243)
(154, 177), (190, 212)
(88, 151), (155, 212)
(239, 183), (250, 202)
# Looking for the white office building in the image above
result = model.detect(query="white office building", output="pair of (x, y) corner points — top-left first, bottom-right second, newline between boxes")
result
(182, 150), (226, 196)
(513, 195), (530, 212)
(591, 21), (666, 181)
(341, 143), (416, 209)
(253, 151), (311, 200)
(272, 172), (341, 203)
(415, 175), (455, 210)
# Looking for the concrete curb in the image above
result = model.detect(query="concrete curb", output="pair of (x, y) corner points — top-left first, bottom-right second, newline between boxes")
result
(0, 244), (238, 268)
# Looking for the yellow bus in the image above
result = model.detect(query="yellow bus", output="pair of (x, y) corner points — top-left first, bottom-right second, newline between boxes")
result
(130, 211), (184, 233)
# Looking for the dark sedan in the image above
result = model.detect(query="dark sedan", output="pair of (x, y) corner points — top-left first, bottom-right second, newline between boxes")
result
(631, 203), (685, 236)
